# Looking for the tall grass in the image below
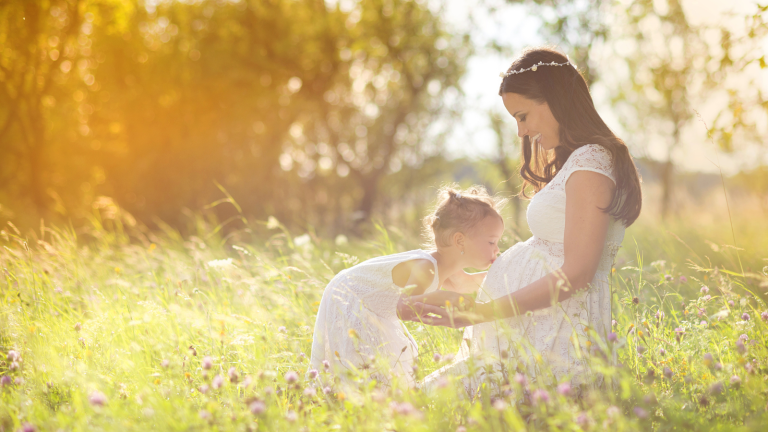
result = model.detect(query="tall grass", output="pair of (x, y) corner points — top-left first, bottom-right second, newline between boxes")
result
(1, 204), (767, 431)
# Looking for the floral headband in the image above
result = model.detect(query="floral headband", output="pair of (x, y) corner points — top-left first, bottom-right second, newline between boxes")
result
(499, 58), (575, 78)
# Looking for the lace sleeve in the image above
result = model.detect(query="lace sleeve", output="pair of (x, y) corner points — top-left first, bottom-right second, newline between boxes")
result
(561, 144), (616, 187)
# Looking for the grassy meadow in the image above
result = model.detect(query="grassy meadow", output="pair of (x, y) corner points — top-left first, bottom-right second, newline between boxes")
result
(1, 198), (767, 432)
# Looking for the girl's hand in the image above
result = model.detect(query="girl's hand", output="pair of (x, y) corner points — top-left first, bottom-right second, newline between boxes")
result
(396, 297), (448, 323)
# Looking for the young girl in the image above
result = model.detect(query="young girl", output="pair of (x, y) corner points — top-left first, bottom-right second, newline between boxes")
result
(309, 185), (506, 387)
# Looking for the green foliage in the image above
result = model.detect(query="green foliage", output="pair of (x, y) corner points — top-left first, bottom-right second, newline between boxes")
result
(0, 0), (470, 233)
(1, 212), (767, 431)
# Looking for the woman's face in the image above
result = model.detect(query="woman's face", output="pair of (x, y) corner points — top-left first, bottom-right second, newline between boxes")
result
(501, 92), (560, 150)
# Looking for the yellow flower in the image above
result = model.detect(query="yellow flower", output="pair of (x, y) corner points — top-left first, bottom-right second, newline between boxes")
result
(337, 392), (346, 401)
(348, 329), (358, 339)
(585, 340), (592, 348)
(148, 243), (157, 252)
(638, 330), (644, 338)
(642, 320), (649, 328)
(114, 267), (121, 274)
(154, 378), (161, 385)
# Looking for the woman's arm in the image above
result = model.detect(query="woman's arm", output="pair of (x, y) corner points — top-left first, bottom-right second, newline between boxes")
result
(426, 171), (615, 327)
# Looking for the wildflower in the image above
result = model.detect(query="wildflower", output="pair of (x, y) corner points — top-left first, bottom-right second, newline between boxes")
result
(228, 367), (239, 383)
(700, 286), (709, 294)
(742, 312), (750, 321)
(606, 406), (621, 418)
(241, 376), (252, 388)
(308, 369), (318, 379)
(212, 375), (224, 389)
(278, 326), (287, 333)
(199, 384), (209, 394)
(0, 376), (12, 386)
(714, 363), (723, 371)
(20, 423), (36, 432)
(348, 329), (358, 339)
(9, 362), (19, 371)
(728, 300), (734, 307)
(699, 395), (709, 407)
(576, 412), (590, 427)
(659, 348), (666, 355)
(736, 339), (747, 355)
(532, 389), (550, 404)
(249, 400), (266, 415)
(655, 311), (664, 320)
(88, 390), (107, 406)
(611, 319), (617, 327)
(608, 332), (617, 343)
(323, 386), (332, 394)
(199, 410), (211, 420)
(557, 382), (571, 396)
(456, 427), (467, 432)
(74, 323), (81, 332)
(433, 353), (442, 362)
(745, 362), (755, 374)
(202, 356), (213, 370)
(7, 350), (19, 362)
(697, 308), (705, 317)
(663, 367), (673, 379)
(730, 375), (741, 386)
(436, 377), (449, 389)
(709, 381), (724, 395)
(207, 258), (233, 269)
(700, 321), (708, 326)
(632, 297), (639, 305)
(284, 371), (299, 384)
(761, 311), (768, 322)
(637, 345), (646, 354)
(492, 399), (507, 411)
(703, 295), (711, 301)
(739, 334), (749, 341)
(514, 373), (528, 388)
(14, 377), (23, 385)
(633, 406), (648, 419)
(665, 275), (673, 282)
(303, 387), (316, 397)
(161, 359), (169, 368)
(703, 353), (713, 367)
(680, 276), (688, 283)
(322, 360), (330, 371)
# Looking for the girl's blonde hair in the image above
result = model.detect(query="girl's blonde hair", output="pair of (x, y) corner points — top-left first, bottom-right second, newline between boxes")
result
(423, 184), (507, 248)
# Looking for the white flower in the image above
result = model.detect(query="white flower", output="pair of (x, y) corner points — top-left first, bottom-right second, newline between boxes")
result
(294, 234), (311, 247)
(266, 216), (280, 229)
(207, 258), (233, 269)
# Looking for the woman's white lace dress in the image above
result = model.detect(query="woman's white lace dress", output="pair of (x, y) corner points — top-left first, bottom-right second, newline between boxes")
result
(309, 250), (439, 387)
(422, 144), (623, 395)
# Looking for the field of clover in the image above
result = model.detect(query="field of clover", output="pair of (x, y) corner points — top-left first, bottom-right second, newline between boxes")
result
(1, 211), (767, 432)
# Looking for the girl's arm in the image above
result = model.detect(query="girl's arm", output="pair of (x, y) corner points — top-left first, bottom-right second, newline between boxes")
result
(427, 171), (614, 327)
(399, 261), (474, 311)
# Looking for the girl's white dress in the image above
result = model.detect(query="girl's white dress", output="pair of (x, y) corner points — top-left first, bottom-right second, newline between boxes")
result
(309, 249), (439, 387)
(422, 144), (624, 395)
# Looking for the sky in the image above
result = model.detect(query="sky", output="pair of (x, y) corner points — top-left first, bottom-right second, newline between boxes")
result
(436, 0), (768, 175)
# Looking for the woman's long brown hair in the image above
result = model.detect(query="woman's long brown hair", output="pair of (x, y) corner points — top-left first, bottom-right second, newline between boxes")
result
(499, 47), (642, 226)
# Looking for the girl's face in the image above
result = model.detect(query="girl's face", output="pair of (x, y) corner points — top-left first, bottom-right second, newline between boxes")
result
(461, 215), (504, 269)
(501, 92), (561, 151)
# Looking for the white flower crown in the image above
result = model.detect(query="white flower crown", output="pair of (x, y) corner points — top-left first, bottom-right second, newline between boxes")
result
(499, 58), (576, 78)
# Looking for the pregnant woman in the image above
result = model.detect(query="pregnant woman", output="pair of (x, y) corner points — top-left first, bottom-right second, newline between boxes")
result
(418, 47), (643, 396)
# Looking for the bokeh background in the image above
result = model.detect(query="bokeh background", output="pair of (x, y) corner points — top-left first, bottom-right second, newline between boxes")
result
(1, 0), (766, 245)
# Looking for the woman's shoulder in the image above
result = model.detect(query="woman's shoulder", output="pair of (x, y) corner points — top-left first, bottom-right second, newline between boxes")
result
(563, 144), (615, 180)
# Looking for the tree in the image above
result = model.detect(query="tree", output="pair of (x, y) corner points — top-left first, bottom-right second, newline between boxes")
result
(606, 0), (767, 219)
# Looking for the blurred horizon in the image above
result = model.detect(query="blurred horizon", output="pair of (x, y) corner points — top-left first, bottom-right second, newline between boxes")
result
(0, 0), (766, 236)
